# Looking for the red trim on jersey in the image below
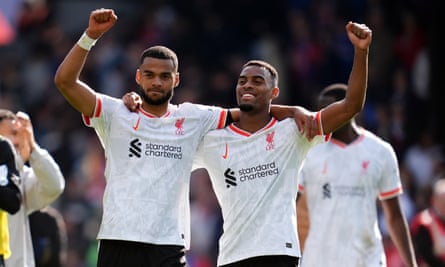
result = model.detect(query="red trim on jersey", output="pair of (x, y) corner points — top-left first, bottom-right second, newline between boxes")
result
(82, 114), (90, 126)
(228, 124), (250, 136)
(138, 107), (171, 118)
(228, 118), (277, 137)
(298, 184), (304, 192)
(315, 111), (322, 135)
(324, 133), (332, 142)
(217, 110), (228, 129)
(315, 110), (332, 141)
(132, 116), (141, 131)
(94, 97), (102, 118)
(82, 95), (102, 126)
(330, 138), (347, 148)
(379, 187), (402, 199)
(330, 134), (365, 148)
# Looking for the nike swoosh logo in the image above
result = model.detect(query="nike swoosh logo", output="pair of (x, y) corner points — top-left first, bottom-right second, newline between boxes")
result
(222, 143), (228, 159)
(132, 117), (141, 130)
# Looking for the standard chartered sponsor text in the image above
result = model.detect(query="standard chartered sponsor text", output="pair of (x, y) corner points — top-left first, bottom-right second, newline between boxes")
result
(334, 185), (365, 197)
(238, 162), (279, 182)
(145, 143), (182, 159)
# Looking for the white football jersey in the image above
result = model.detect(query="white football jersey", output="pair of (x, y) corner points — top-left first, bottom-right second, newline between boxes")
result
(194, 118), (323, 265)
(298, 128), (402, 267)
(83, 94), (228, 248)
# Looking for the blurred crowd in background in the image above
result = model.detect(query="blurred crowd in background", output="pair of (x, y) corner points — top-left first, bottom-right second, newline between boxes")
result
(0, 0), (443, 266)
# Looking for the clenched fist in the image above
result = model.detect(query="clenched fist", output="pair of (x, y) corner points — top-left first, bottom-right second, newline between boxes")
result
(346, 21), (372, 51)
(86, 8), (118, 39)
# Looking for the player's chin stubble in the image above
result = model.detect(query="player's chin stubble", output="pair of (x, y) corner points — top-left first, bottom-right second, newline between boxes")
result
(238, 104), (254, 112)
(135, 86), (172, 106)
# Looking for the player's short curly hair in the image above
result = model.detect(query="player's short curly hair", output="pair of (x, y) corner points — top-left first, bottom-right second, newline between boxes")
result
(242, 60), (279, 88)
(139, 46), (178, 72)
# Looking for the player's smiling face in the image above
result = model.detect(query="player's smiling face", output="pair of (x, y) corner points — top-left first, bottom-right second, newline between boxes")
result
(236, 65), (277, 112)
(135, 57), (179, 105)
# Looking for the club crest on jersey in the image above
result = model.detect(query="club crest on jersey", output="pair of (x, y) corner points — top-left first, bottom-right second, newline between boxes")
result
(361, 160), (370, 173)
(266, 131), (275, 150)
(175, 118), (185, 135)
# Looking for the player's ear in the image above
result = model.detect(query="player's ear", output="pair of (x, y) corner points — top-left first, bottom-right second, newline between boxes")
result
(271, 87), (280, 99)
(135, 69), (141, 84)
(174, 72), (180, 87)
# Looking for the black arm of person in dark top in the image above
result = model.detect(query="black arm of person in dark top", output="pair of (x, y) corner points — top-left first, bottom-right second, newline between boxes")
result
(0, 138), (22, 214)
(414, 224), (445, 267)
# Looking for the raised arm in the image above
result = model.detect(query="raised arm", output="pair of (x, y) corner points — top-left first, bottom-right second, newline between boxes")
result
(54, 8), (117, 117)
(319, 22), (372, 134)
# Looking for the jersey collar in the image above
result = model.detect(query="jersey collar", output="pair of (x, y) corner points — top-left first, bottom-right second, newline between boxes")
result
(228, 117), (277, 137)
(138, 105), (172, 118)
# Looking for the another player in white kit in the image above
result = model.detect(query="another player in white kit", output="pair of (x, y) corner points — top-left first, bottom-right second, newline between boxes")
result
(193, 21), (372, 266)
(194, 109), (323, 266)
(298, 84), (417, 267)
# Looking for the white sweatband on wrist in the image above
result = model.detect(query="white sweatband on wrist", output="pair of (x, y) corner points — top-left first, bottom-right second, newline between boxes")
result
(77, 32), (98, 51)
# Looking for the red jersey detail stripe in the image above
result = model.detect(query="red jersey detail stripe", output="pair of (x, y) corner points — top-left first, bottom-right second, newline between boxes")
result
(228, 118), (277, 137)
(82, 96), (102, 126)
(229, 124), (251, 136)
(330, 134), (365, 148)
(82, 114), (90, 126)
(94, 96), (102, 118)
(315, 111), (322, 135)
(379, 187), (402, 199)
(298, 184), (304, 192)
(330, 138), (347, 148)
(138, 107), (171, 118)
(324, 133), (331, 142)
(217, 110), (228, 129)
(315, 110), (331, 141)
(262, 117), (277, 131)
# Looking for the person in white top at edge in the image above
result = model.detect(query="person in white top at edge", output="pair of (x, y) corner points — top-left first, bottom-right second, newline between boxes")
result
(54, 8), (316, 267)
(192, 20), (372, 267)
(297, 83), (417, 267)
(0, 109), (65, 267)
